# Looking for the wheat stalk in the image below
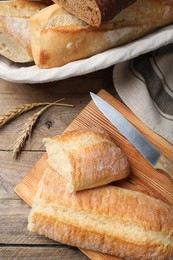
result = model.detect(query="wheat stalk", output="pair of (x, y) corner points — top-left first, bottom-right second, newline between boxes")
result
(0, 98), (67, 128)
(12, 99), (74, 159)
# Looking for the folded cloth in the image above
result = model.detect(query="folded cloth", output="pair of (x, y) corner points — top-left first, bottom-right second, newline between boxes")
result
(113, 43), (173, 144)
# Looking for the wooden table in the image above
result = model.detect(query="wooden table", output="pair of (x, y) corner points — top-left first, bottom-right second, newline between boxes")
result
(0, 67), (116, 259)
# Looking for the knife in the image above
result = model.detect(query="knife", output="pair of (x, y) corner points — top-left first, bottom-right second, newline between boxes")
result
(90, 92), (173, 181)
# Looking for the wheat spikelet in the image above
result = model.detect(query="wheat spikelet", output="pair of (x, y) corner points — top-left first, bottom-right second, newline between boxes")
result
(0, 102), (57, 128)
(0, 98), (73, 128)
(12, 99), (74, 159)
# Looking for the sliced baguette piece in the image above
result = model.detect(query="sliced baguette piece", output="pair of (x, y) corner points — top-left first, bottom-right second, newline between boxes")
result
(30, 0), (173, 69)
(44, 129), (130, 192)
(0, 0), (46, 63)
(28, 167), (173, 259)
(52, 0), (136, 27)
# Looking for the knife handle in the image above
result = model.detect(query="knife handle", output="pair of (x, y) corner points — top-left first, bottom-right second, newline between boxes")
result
(155, 154), (173, 182)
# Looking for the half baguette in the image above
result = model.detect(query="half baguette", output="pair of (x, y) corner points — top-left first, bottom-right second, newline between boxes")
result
(29, 0), (173, 68)
(44, 129), (130, 192)
(28, 167), (173, 260)
(0, 0), (46, 63)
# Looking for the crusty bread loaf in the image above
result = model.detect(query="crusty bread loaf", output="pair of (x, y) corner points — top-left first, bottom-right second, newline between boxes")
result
(0, 0), (46, 62)
(0, 0), (46, 17)
(29, 0), (173, 68)
(44, 129), (129, 192)
(52, 0), (136, 27)
(28, 167), (173, 259)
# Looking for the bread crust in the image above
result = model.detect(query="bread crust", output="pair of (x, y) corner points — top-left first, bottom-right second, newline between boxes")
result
(0, 0), (46, 18)
(44, 129), (130, 192)
(30, 0), (173, 68)
(0, 0), (46, 62)
(28, 167), (173, 259)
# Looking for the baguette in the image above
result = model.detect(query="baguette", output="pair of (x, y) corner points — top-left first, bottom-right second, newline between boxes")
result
(44, 129), (130, 192)
(29, 0), (173, 69)
(28, 167), (173, 260)
(52, 0), (136, 27)
(0, 0), (46, 63)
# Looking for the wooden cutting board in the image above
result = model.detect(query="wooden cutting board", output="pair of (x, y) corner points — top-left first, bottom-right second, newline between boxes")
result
(14, 89), (173, 260)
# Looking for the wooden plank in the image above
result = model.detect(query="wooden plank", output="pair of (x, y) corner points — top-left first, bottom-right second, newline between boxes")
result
(80, 249), (122, 260)
(0, 67), (114, 259)
(0, 151), (44, 199)
(0, 68), (115, 150)
(0, 198), (56, 245)
(14, 89), (173, 260)
(0, 93), (115, 151)
(0, 100), (88, 151)
(0, 213), (49, 245)
(0, 67), (114, 120)
(0, 67), (114, 95)
(0, 246), (88, 260)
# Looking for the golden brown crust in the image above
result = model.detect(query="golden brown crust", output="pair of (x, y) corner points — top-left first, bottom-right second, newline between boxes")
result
(30, 0), (173, 68)
(0, 0), (46, 62)
(0, 0), (46, 17)
(38, 168), (173, 233)
(28, 167), (173, 259)
(44, 129), (130, 192)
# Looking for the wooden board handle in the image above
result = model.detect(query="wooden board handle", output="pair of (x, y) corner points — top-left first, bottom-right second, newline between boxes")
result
(155, 154), (173, 182)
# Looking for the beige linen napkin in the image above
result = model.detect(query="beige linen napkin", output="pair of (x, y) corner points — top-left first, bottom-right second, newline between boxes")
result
(113, 43), (173, 144)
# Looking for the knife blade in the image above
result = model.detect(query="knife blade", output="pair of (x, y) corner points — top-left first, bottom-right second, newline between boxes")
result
(90, 92), (173, 181)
